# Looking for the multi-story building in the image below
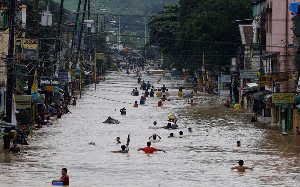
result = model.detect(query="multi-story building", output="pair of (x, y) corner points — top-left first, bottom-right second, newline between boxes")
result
(0, 0), (9, 116)
(264, 0), (299, 132)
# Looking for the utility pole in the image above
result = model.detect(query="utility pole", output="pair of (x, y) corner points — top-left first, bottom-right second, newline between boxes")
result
(70, 0), (82, 59)
(6, 0), (16, 123)
(144, 17), (147, 64)
(285, 0), (289, 70)
(56, 0), (64, 73)
(202, 51), (205, 93)
(76, 0), (88, 98)
(88, 0), (91, 19)
(118, 16), (121, 50)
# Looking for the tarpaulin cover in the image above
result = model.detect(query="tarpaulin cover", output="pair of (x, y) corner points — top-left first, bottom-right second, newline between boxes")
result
(289, 2), (300, 14)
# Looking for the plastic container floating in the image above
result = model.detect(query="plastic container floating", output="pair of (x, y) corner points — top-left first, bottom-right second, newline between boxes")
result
(52, 181), (64, 186)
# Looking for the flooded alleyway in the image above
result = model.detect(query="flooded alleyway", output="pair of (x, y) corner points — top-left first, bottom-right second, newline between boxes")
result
(0, 72), (299, 187)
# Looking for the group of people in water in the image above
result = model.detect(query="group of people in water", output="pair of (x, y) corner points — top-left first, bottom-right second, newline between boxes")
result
(53, 73), (254, 185)
(110, 77), (189, 155)
(114, 75), (253, 172)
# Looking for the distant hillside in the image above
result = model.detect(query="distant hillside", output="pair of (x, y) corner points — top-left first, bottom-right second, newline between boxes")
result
(54, 0), (178, 15)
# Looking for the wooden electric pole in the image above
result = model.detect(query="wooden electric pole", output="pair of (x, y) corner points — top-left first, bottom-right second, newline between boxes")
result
(6, 0), (16, 123)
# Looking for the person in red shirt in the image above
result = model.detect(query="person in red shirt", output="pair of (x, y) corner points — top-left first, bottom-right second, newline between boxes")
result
(60, 168), (69, 185)
(138, 142), (166, 154)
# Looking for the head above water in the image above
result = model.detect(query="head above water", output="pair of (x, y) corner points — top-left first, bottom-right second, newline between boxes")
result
(188, 127), (192, 132)
(153, 121), (157, 126)
(169, 133), (174, 137)
(179, 131), (183, 136)
(62, 168), (67, 176)
(238, 160), (244, 166)
(121, 145), (126, 151)
(147, 141), (151, 147)
(237, 141), (241, 147)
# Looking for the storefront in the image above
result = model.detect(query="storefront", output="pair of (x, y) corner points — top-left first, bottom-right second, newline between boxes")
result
(272, 93), (295, 132)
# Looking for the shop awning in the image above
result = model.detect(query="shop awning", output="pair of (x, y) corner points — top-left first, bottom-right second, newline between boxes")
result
(289, 2), (300, 14)
(246, 83), (258, 88)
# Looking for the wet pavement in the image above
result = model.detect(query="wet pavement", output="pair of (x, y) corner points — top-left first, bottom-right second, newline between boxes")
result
(0, 72), (300, 187)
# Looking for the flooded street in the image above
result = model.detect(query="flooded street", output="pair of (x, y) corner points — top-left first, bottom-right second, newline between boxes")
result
(0, 72), (300, 187)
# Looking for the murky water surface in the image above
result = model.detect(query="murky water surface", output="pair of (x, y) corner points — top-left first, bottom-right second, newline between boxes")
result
(0, 72), (299, 187)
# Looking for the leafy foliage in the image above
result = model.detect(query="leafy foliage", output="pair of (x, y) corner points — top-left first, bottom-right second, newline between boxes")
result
(150, 0), (252, 71)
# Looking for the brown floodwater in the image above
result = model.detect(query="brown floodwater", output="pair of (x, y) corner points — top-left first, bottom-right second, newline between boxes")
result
(0, 72), (299, 187)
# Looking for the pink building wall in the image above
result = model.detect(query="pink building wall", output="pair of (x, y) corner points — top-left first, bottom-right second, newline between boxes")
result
(266, 0), (298, 91)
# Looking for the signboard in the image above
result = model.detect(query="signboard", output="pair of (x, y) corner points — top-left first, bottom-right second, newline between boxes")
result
(220, 75), (231, 83)
(96, 53), (105, 60)
(272, 93), (295, 104)
(219, 90), (230, 97)
(240, 70), (258, 79)
(15, 95), (32, 109)
(22, 39), (38, 49)
(58, 71), (69, 83)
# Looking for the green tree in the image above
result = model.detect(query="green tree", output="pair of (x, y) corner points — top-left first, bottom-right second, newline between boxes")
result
(150, 0), (252, 71)
(149, 5), (180, 68)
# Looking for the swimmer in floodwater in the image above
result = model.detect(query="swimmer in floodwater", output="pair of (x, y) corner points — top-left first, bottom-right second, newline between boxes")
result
(179, 131), (184, 138)
(52, 168), (69, 186)
(168, 133), (175, 138)
(150, 89), (155, 97)
(149, 134), (162, 142)
(237, 141), (241, 147)
(231, 160), (253, 172)
(138, 142), (166, 154)
(111, 145), (129, 153)
(120, 107), (126, 115)
(158, 100), (163, 107)
(116, 137), (121, 144)
(133, 101), (138, 108)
